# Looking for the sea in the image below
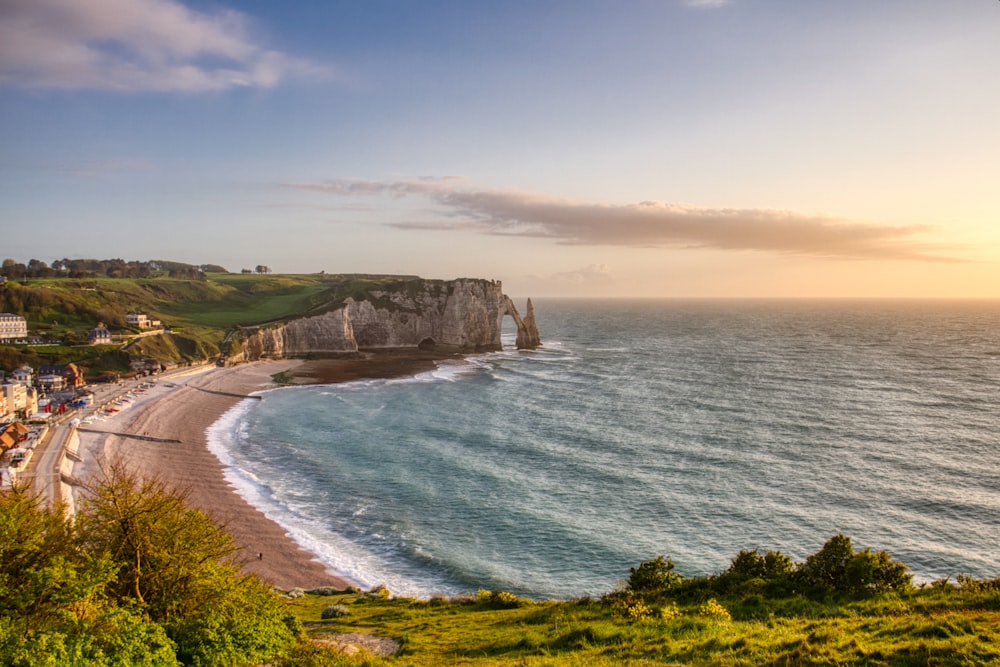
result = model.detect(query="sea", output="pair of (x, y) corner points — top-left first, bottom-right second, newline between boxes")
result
(207, 299), (1000, 600)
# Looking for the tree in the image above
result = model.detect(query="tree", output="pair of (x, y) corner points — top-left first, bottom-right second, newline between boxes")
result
(1, 259), (25, 280)
(0, 486), (177, 666)
(27, 259), (53, 278)
(75, 461), (300, 664)
(77, 461), (243, 619)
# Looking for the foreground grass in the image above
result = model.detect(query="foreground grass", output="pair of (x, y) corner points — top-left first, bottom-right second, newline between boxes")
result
(283, 585), (1000, 665)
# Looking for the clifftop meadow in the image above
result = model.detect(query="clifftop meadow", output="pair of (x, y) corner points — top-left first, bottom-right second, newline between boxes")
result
(0, 261), (538, 382)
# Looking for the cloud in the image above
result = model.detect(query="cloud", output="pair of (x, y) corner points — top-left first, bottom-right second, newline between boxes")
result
(0, 0), (328, 92)
(286, 178), (958, 262)
(549, 264), (615, 285)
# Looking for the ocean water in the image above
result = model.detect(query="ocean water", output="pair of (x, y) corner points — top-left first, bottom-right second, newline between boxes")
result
(208, 299), (1000, 599)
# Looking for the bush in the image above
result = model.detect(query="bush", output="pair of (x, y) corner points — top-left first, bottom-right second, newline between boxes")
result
(659, 602), (681, 621)
(476, 589), (525, 609)
(698, 598), (732, 621)
(718, 548), (796, 596)
(798, 534), (912, 597)
(321, 604), (350, 619)
(366, 584), (391, 600)
(615, 596), (653, 621)
(628, 555), (683, 594)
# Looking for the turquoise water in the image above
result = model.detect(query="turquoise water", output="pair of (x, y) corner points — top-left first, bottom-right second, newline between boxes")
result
(208, 299), (1000, 598)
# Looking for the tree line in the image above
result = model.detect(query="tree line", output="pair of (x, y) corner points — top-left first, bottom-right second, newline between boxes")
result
(0, 258), (230, 280)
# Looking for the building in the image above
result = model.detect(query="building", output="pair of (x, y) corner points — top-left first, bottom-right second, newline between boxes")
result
(0, 313), (27, 342)
(37, 364), (84, 391)
(11, 366), (32, 386)
(0, 422), (29, 451)
(35, 372), (66, 393)
(88, 324), (113, 345)
(62, 363), (84, 388)
(2, 383), (31, 419)
(126, 312), (161, 329)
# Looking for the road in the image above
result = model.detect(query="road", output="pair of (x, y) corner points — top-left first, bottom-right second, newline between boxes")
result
(20, 364), (215, 511)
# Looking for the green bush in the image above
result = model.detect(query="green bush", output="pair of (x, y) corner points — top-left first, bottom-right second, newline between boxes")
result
(627, 555), (683, 594)
(798, 534), (912, 597)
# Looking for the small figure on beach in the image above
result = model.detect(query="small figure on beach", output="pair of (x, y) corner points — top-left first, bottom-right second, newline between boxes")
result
(258, 552), (263, 560)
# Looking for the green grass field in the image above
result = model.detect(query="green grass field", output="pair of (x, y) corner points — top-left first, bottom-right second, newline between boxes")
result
(282, 585), (1000, 665)
(0, 273), (420, 375)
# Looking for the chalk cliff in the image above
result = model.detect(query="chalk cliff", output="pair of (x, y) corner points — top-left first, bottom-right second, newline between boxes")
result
(231, 278), (540, 362)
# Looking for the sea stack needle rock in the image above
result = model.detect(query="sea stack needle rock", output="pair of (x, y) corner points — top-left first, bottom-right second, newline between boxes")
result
(232, 278), (540, 361)
(515, 298), (542, 350)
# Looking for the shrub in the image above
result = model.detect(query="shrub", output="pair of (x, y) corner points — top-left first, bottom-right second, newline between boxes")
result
(476, 590), (525, 609)
(957, 575), (1000, 593)
(628, 555), (683, 594)
(320, 604), (350, 619)
(358, 584), (391, 601)
(798, 534), (912, 597)
(493, 591), (519, 608)
(727, 549), (768, 580)
(699, 598), (732, 621)
(660, 602), (681, 621)
(616, 597), (653, 621)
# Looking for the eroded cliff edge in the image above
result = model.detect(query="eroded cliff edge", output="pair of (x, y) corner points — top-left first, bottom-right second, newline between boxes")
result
(229, 278), (540, 362)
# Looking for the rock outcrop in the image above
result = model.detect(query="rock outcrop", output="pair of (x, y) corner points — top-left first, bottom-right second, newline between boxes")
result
(230, 278), (539, 362)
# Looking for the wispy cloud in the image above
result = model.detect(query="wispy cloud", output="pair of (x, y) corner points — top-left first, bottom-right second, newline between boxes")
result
(0, 0), (329, 92)
(286, 178), (957, 262)
(549, 264), (615, 286)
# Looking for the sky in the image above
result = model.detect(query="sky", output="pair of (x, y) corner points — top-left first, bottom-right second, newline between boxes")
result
(1, 0), (998, 298)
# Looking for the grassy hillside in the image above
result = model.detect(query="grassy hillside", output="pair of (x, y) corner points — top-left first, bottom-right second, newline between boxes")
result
(281, 567), (1000, 665)
(0, 272), (423, 376)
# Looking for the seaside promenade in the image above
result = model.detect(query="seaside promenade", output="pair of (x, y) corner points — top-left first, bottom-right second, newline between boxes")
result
(21, 364), (216, 513)
(17, 358), (349, 590)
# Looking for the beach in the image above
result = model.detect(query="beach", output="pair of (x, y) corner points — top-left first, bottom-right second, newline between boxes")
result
(71, 352), (453, 591)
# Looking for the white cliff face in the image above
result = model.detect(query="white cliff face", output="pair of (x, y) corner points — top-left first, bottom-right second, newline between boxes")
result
(235, 278), (534, 361)
(283, 309), (356, 355)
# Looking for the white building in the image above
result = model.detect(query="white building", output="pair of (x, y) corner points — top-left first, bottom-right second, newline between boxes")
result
(35, 373), (66, 392)
(89, 325), (113, 345)
(0, 313), (27, 342)
(126, 313), (161, 329)
(11, 366), (32, 386)
(2, 383), (33, 418)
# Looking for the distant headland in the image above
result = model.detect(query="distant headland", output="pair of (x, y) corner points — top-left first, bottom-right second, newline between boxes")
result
(0, 258), (539, 384)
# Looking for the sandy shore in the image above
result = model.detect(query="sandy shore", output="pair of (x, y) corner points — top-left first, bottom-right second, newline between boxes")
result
(73, 352), (457, 590)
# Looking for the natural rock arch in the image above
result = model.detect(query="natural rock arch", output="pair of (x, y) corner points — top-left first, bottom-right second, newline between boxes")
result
(503, 297), (541, 350)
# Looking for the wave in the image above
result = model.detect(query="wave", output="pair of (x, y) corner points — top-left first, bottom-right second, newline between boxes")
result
(205, 300), (1000, 598)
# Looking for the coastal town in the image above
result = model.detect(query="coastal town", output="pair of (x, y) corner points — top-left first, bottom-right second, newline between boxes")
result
(0, 309), (170, 489)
